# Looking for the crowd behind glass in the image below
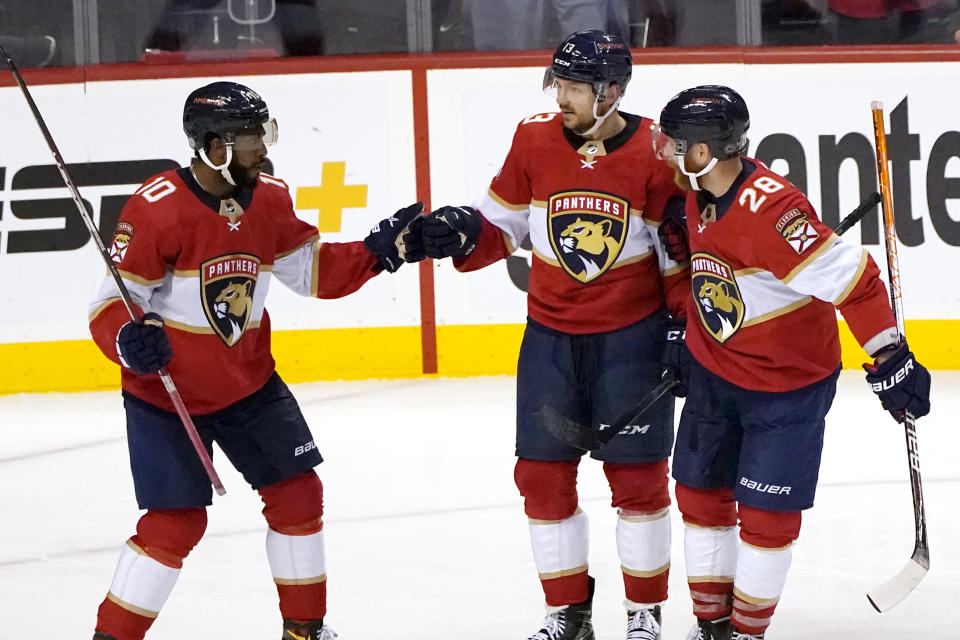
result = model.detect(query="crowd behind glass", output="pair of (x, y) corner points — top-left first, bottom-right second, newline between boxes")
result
(1, 0), (959, 68)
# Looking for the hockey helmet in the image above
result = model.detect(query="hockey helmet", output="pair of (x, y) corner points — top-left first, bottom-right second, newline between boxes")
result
(654, 85), (749, 161)
(543, 30), (633, 102)
(182, 81), (277, 152)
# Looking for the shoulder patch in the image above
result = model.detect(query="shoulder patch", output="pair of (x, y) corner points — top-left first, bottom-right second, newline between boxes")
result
(775, 208), (819, 254)
(109, 221), (134, 263)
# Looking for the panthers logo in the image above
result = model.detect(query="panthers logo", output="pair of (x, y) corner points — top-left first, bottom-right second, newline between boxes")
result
(200, 253), (260, 347)
(690, 253), (745, 343)
(548, 190), (628, 283)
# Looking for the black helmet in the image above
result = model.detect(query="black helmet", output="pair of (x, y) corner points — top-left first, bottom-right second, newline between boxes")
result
(183, 81), (272, 151)
(658, 85), (750, 160)
(546, 30), (632, 101)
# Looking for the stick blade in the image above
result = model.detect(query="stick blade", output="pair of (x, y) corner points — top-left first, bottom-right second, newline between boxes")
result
(538, 405), (599, 451)
(866, 554), (929, 613)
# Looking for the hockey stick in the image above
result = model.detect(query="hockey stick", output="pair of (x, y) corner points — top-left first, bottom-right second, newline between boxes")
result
(540, 191), (882, 452)
(1, 44), (226, 496)
(865, 101), (927, 612)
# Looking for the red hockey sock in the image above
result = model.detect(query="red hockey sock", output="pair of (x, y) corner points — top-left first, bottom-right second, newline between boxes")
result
(95, 597), (155, 640)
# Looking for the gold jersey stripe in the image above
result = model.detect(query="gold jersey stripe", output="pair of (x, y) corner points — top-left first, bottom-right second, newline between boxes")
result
(489, 189), (529, 211)
(834, 249), (869, 306)
(106, 592), (159, 618)
(741, 297), (813, 328)
(621, 562), (670, 578)
(538, 565), (589, 580)
(274, 574), (328, 586)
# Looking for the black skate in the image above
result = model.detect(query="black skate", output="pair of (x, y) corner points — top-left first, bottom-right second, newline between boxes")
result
(282, 618), (338, 640)
(528, 576), (596, 640)
(731, 632), (764, 640)
(92, 634), (118, 640)
(685, 616), (732, 640)
(626, 605), (662, 639)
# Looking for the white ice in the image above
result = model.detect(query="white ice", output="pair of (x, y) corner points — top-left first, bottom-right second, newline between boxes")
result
(0, 372), (957, 639)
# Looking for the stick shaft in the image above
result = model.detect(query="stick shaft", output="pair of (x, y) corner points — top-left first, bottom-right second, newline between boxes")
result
(1, 43), (225, 496)
(870, 100), (928, 579)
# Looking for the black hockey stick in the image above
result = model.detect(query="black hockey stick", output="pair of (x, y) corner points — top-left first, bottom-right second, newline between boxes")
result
(865, 102), (928, 612)
(540, 190), (882, 452)
(0, 44), (226, 496)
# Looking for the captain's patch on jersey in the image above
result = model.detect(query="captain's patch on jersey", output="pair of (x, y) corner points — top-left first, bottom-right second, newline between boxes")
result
(200, 253), (261, 347)
(691, 253), (744, 344)
(547, 190), (629, 283)
(775, 208), (819, 254)
(109, 222), (134, 263)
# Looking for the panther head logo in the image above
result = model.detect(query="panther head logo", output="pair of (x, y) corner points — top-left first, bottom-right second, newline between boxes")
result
(698, 280), (744, 342)
(213, 281), (253, 345)
(200, 253), (260, 347)
(691, 253), (745, 343)
(558, 217), (620, 280)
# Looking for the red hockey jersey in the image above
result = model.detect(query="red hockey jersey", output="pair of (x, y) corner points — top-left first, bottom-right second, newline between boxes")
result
(684, 158), (898, 392)
(455, 112), (689, 334)
(89, 168), (379, 414)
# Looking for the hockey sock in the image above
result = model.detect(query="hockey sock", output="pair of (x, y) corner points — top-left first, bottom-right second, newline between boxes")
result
(515, 458), (589, 606)
(604, 461), (671, 605)
(260, 472), (327, 621)
(731, 506), (801, 635)
(676, 484), (738, 621)
(95, 508), (207, 640)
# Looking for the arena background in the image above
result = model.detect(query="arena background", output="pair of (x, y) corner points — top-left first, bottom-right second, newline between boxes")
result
(1, 47), (959, 394)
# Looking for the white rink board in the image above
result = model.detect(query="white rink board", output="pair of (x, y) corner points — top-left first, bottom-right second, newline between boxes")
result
(428, 62), (960, 325)
(0, 71), (419, 344)
(2, 61), (960, 345)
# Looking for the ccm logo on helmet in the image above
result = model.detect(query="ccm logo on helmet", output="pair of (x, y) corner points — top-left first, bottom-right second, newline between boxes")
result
(870, 358), (915, 392)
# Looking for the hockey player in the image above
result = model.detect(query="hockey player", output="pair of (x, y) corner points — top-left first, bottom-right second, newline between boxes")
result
(415, 31), (689, 640)
(650, 85), (932, 640)
(87, 81), (424, 640)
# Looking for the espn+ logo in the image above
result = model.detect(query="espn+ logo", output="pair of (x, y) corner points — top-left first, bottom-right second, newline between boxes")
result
(0, 159), (177, 254)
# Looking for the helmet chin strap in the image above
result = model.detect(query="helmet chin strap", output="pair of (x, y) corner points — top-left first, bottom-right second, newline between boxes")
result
(678, 154), (718, 191)
(199, 145), (237, 187)
(576, 94), (623, 138)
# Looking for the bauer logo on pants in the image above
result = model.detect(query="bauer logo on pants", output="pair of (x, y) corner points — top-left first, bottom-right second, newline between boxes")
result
(200, 253), (260, 347)
(547, 190), (629, 283)
(691, 252), (745, 344)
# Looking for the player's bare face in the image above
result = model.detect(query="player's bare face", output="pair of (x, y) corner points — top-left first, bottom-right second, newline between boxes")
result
(228, 127), (268, 188)
(555, 78), (604, 133)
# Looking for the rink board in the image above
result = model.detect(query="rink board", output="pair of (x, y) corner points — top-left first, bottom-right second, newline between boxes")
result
(1, 53), (959, 392)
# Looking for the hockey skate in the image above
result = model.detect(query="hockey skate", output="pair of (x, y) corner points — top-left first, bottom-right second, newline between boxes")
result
(625, 605), (661, 639)
(730, 632), (764, 640)
(527, 576), (595, 640)
(685, 616), (732, 640)
(281, 618), (338, 640)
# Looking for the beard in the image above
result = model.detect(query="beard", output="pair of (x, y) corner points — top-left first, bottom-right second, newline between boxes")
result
(228, 161), (260, 189)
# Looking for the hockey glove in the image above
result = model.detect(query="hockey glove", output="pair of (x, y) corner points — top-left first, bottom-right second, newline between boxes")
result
(863, 342), (931, 423)
(116, 312), (173, 375)
(421, 205), (483, 259)
(657, 195), (689, 263)
(363, 201), (426, 273)
(661, 317), (690, 397)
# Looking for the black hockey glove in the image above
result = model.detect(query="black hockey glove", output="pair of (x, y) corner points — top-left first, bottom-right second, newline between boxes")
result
(661, 317), (690, 398)
(863, 343), (931, 423)
(116, 312), (173, 375)
(421, 205), (483, 259)
(658, 195), (689, 263)
(363, 201), (426, 273)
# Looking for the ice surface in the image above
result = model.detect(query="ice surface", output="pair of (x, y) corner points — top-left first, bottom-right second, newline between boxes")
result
(1, 372), (957, 638)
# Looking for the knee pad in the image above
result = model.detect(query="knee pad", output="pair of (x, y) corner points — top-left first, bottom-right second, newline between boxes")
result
(259, 471), (324, 535)
(132, 507), (207, 568)
(514, 458), (579, 521)
(738, 505), (801, 548)
(603, 460), (670, 514)
(675, 483), (737, 528)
